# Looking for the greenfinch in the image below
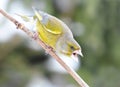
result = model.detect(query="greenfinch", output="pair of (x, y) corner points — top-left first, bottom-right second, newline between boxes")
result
(18, 8), (83, 61)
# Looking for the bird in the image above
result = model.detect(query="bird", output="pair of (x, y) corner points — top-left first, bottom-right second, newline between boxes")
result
(18, 8), (83, 62)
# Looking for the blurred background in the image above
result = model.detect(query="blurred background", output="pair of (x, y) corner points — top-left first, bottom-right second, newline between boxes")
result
(0, 0), (120, 87)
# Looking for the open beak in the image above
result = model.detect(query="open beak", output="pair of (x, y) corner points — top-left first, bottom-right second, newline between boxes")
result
(73, 50), (83, 57)
(72, 50), (83, 62)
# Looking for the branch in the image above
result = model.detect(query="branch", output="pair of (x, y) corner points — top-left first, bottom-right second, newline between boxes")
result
(0, 8), (89, 87)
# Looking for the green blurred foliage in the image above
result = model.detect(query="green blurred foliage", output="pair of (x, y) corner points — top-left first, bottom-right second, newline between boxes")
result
(0, 0), (120, 87)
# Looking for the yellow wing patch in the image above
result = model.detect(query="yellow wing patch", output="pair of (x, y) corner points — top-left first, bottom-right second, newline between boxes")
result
(44, 17), (63, 35)
(36, 20), (60, 49)
(34, 9), (62, 35)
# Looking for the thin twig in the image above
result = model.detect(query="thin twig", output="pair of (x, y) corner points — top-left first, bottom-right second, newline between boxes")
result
(0, 8), (89, 87)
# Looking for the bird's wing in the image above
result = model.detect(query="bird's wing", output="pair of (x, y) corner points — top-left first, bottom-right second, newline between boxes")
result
(33, 8), (63, 35)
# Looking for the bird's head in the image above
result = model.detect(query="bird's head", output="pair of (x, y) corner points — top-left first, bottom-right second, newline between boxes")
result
(58, 38), (83, 62)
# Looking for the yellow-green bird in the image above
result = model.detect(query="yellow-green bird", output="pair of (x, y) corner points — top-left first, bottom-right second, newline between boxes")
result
(19, 8), (83, 61)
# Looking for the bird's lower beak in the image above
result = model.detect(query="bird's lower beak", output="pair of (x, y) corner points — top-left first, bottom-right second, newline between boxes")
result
(71, 50), (83, 62)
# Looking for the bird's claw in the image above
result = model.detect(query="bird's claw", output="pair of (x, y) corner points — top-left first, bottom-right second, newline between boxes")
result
(15, 21), (24, 29)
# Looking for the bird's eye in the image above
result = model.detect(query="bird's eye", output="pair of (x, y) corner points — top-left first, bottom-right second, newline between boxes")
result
(70, 46), (74, 50)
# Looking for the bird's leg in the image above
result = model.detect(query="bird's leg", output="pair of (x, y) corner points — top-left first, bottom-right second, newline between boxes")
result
(15, 21), (24, 29)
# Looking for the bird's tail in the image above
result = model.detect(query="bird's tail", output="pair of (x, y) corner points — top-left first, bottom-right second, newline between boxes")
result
(32, 7), (42, 21)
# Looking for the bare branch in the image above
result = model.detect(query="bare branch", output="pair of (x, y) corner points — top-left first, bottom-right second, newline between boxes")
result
(0, 8), (89, 87)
